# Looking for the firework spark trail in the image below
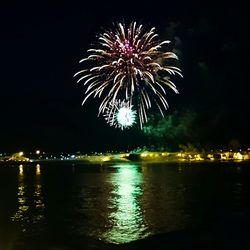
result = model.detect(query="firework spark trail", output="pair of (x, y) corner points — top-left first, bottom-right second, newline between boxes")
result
(74, 21), (182, 129)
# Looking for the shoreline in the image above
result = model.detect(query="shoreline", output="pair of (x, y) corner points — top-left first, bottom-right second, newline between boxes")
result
(0, 157), (249, 166)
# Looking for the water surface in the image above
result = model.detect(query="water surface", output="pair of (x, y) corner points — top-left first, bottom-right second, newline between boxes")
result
(0, 161), (250, 249)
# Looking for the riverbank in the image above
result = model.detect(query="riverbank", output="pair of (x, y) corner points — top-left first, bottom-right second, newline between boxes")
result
(0, 156), (249, 167)
(1, 149), (250, 166)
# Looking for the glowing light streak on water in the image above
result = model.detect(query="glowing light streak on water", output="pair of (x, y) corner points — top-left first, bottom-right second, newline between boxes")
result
(11, 165), (45, 232)
(103, 164), (149, 243)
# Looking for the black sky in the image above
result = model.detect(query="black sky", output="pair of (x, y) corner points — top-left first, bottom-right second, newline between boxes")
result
(0, 1), (249, 152)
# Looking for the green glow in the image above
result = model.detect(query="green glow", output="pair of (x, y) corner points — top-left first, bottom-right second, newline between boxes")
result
(103, 164), (148, 244)
(116, 107), (136, 128)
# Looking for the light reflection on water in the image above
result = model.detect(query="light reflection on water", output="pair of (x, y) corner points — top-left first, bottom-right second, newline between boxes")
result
(11, 164), (45, 232)
(11, 165), (28, 226)
(1, 161), (250, 248)
(103, 164), (149, 243)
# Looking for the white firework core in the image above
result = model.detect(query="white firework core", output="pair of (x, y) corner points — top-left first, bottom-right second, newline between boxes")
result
(116, 107), (136, 128)
(104, 99), (136, 130)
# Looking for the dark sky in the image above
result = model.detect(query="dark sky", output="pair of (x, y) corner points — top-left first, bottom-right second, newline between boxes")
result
(0, 1), (249, 153)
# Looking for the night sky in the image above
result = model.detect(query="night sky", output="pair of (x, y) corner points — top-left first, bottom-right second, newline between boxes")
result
(0, 1), (249, 153)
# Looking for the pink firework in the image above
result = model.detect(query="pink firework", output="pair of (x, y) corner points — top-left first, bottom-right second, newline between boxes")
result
(74, 21), (182, 128)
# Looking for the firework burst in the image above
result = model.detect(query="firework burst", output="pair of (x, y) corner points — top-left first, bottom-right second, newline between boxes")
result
(74, 21), (182, 129)
(104, 99), (136, 130)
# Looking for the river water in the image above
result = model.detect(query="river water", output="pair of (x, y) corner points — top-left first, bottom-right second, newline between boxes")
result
(0, 161), (250, 249)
